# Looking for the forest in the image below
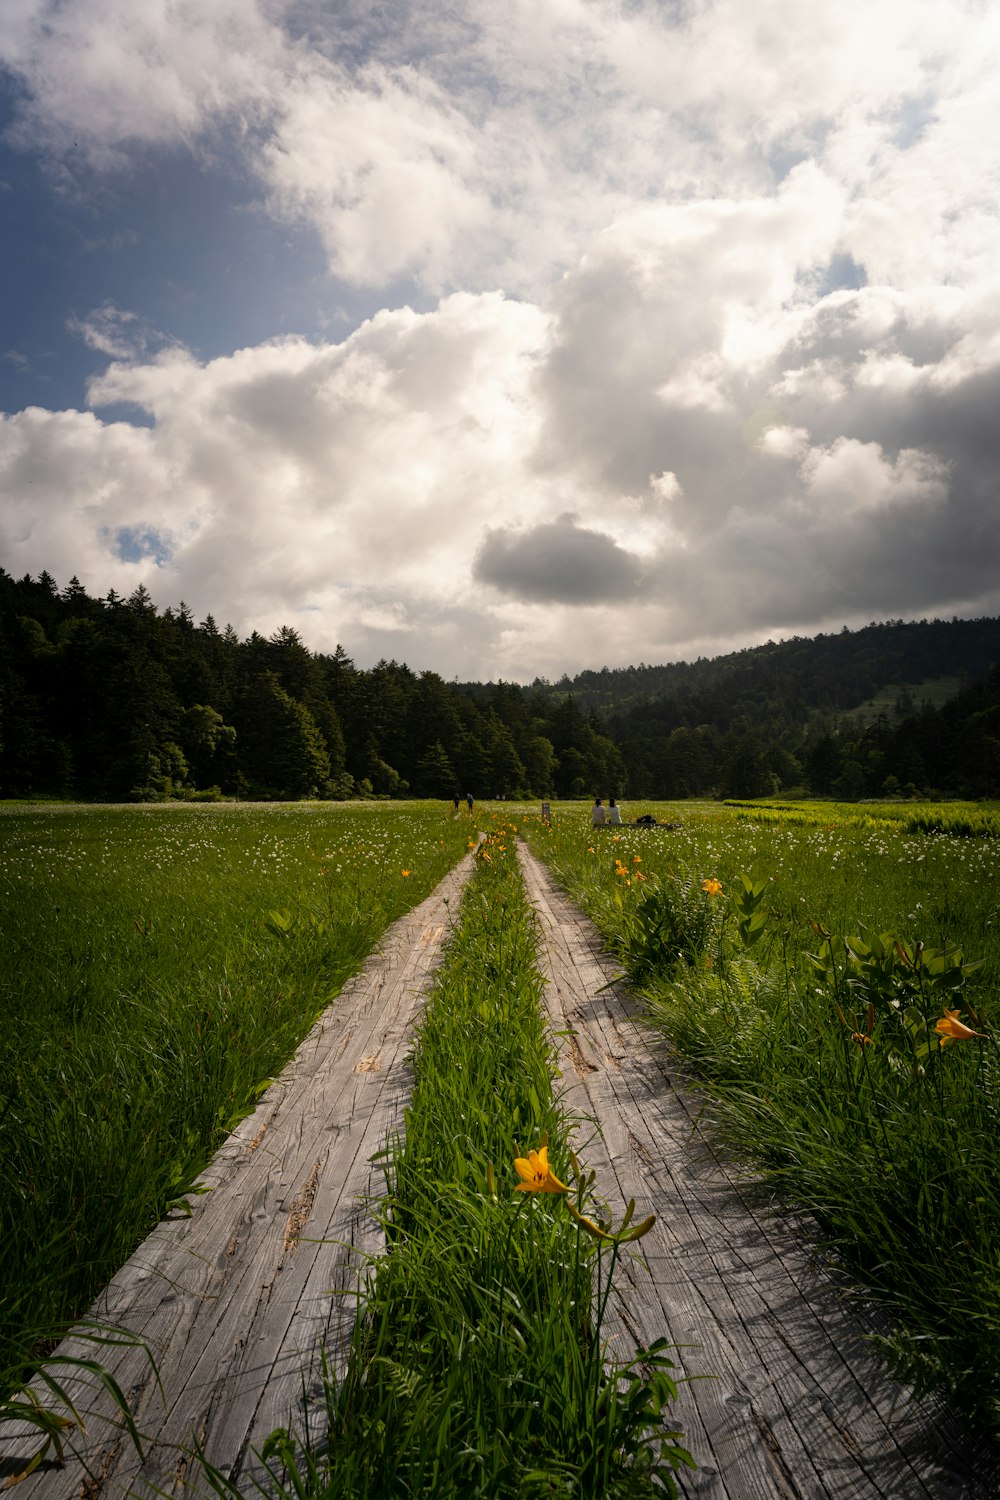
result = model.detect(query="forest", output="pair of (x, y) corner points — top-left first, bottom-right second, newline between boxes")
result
(2, 567), (999, 802)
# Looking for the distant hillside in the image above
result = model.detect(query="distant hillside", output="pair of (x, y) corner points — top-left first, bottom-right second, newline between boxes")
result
(461, 615), (1000, 798)
(527, 618), (1000, 729)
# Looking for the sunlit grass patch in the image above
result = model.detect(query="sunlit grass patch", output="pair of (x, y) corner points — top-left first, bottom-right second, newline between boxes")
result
(722, 797), (1000, 840)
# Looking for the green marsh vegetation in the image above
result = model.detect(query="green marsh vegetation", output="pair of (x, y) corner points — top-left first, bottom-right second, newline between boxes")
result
(0, 801), (471, 1395)
(218, 818), (692, 1499)
(521, 800), (1000, 1436)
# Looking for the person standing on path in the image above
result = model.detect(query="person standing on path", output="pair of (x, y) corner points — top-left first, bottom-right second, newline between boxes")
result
(465, 791), (474, 815)
(608, 797), (623, 826)
(591, 798), (607, 828)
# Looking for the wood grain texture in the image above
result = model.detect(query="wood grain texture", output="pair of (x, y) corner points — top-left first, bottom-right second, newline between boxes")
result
(517, 842), (999, 1500)
(0, 856), (474, 1499)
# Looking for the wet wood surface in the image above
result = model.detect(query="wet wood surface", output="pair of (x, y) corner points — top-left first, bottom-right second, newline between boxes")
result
(0, 853), (475, 1499)
(517, 841), (998, 1500)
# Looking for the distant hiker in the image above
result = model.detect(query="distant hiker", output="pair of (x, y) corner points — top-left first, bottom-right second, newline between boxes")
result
(607, 797), (623, 826)
(591, 798), (607, 828)
(465, 791), (474, 813)
(452, 792), (461, 812)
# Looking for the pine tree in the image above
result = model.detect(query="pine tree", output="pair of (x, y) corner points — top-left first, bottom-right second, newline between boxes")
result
(413, 741), (456, 798)
(61, 576), (93, 616)
(234, 672), (331, 798)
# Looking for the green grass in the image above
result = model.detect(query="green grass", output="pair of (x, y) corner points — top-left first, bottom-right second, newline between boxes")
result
(722, 796), (1000, 839)
(0, 801), (473, 1390)
(839, 674), (966, 724)
(520, 800), (1000, 1435)
(204, 816), (692, 1499)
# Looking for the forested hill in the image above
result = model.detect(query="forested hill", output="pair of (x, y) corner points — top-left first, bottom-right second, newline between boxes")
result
(2, 567), (999, 801)
(518, 617), (1000, 722)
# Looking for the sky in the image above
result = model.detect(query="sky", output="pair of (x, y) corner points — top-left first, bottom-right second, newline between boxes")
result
(1, 0), (1000, 683)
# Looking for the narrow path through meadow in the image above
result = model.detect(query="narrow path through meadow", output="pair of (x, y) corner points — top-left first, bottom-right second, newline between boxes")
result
(0, 849), (476, 1500)
(517, 841), (997, 1500)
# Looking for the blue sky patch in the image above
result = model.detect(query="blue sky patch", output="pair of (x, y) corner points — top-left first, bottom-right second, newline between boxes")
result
(112, 525), (174, 567)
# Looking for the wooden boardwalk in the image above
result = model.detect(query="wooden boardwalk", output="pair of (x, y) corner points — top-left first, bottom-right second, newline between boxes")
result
(0, 852), (476, 1499)
(5, 839), (998, 1499)
(518, 842), (999, 1500)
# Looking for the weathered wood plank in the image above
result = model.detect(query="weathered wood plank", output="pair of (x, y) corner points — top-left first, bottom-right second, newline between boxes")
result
(0, 854), (475, 1499)
(517, 842), (998, 1500)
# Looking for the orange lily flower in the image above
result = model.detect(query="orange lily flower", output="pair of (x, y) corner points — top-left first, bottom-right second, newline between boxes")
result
(935, 1008), (984, 1045)
(513, 1145), (568, 1194)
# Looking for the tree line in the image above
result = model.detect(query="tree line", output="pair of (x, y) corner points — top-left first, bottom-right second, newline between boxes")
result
(1, 569), (998, 802)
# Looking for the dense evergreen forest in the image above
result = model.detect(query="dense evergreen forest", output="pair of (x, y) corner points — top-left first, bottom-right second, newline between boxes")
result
(2, 568), (999, 802)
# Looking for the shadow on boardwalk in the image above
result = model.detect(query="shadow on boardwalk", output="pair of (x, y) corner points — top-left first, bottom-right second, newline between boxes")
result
(0, 852), (476, 1500)
(518, 841), (999, 1500)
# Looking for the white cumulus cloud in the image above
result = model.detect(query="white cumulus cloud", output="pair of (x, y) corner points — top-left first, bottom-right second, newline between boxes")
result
(3, 0), (1000, 675)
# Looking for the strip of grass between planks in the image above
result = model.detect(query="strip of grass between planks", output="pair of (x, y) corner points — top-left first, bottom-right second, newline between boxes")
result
(200, 818), (693, 1499)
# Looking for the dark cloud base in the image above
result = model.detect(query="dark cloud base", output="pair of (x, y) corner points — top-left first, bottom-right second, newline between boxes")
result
(474, 514), (646, 605)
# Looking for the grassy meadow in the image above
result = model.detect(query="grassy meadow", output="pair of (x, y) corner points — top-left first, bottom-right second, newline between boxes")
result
(520, 798), (1000, 1432)
(4, 792), (1000, 1490)
(0, 801), (474, 1389)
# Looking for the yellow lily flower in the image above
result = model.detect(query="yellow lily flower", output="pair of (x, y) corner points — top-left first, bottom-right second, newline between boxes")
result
(934, 1008), (984, 1045)
(702, 878), (723, 897)
(513, 1145), (568, 1194)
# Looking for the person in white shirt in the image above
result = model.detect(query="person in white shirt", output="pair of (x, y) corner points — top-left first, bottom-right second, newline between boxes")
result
(591, 798), (607, 827)
(607, 797), (623, 826)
